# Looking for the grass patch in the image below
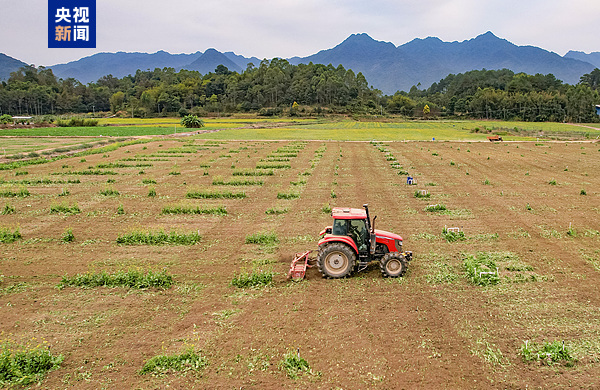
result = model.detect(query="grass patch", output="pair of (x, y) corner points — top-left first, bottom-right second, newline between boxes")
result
(520, 340), (575, 366)
(161, 205), (227, 216)
(142, 178), (157, 184)
(147, 187), (156, 197)
(322, 203), (332, 214)
(186, 190), (246, 199)
(54, 169), (118, 175)
(0, 338), (64, 386)
(139, 349), (208, 375)
(0, 227), (22, 243)
(230, 270), (275, 288)
(50, 202), (81, 215)
(116, 230), (201, 245)
(59, 270), (173, 289)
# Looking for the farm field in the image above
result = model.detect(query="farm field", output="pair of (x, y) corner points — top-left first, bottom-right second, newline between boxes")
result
(1, 118), (600, 140)
(0, 136), (599, 388)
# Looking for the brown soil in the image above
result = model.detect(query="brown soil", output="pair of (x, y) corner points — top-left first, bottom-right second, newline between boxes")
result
(0, 140), (599, 389)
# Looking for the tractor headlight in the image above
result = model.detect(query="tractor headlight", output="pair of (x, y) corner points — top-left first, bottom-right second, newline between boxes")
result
(395, 239), (402, 252)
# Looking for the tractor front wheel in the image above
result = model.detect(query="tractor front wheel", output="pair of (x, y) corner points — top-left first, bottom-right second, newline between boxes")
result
(317, 243), (356, 279)
(380, 253), (407, 278)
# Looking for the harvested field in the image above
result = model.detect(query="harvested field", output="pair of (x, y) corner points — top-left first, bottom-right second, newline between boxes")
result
(0, 138), (599, 388)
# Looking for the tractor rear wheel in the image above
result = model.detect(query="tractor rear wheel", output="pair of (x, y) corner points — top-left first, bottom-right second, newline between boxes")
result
(317, 243), (356, 278)
(380, 253), (407, 278)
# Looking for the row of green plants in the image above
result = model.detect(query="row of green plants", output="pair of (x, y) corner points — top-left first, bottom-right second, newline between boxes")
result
(116, 230), (202, 245)
(58, 270), (173, 289)
(161, 205), (227, 216)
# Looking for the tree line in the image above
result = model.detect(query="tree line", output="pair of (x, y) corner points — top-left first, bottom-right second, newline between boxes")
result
(0, 59), (599, 122)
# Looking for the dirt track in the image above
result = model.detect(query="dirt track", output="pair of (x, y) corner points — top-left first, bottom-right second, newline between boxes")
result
(0, 139), (599, 388)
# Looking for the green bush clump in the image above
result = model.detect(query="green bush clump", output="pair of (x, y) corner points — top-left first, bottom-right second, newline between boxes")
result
(61, 227), (75, 243)
(279, 350), (311, 379)
(50, 202), (81, 215)
(277, 192), (299, 200)
(442, 227), (466, 242)
(212, 177), (263, 186)
(256, 163), (291, 169)
(520, 340), (575, 366)
(116, 230), (201, 245)
(0, 227), (22, 243)
(0, 339), (64, 385)
(463, 252), (500, 286)
(230, 270), (275, 288)
(414, 190), (430, 198)
(99, 187), (120, 196)
(1, 204), (15, 215)
(245, 231), (279, 245)
(424, 204), (446, 212)
(265, 207), (288, 215)
(59, 270), (173, 289)
(140, 348), (208, 375)
(0, 188), (30, 198)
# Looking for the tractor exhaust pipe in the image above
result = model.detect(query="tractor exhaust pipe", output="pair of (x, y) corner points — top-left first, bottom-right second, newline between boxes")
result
(363, 204), (376, 233)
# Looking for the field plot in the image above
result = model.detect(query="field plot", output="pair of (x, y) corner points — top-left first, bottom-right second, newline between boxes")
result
(0, 138), (599, 388)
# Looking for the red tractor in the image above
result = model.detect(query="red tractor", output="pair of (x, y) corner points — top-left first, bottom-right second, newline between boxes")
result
(317, 204), (412, 278)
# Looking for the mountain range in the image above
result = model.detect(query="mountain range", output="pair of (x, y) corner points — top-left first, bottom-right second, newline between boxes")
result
(1, 32), (598, 94)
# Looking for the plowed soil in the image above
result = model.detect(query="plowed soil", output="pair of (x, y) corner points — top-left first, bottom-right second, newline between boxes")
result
(1, 139), (599, 389)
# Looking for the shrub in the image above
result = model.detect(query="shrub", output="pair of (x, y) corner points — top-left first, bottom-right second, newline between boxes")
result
(180, 115), (205, 128)
(549, 178), (557, 185)
(116, 204), (125, 215)
(1, 203), (15, 215)
(140, 348), (207, 375)
(0, 114), (12, 124)
(442, 228), (466, 242)
(463, 252), (500, 286)
(230, 270), (275, 288)
(520, 340), (575, 366)
(265, 207), (287, 215)
(61, 227), (75, 243)
(0, 227), (22, 243)
(148, 187), (156, 197)
(99, 187), (120, 196)
(56, 118), (99, 127)
(279, 350), (311, 379)
(322, 203), (332, 214)
(245, 231), (279, 246)
(0, 338), (64, 385)
(580, 189), (587, 195)
(277, 192), (299, 200)
(50, 202), (81, 215)
(59, 270), (173, 289)
(424, 204), (446, 212)
(414, 190), (430, 199)
(0, 188), (30, 198)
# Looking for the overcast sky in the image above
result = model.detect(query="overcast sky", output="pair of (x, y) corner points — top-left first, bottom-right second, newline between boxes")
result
(1, 0), (599, 66)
